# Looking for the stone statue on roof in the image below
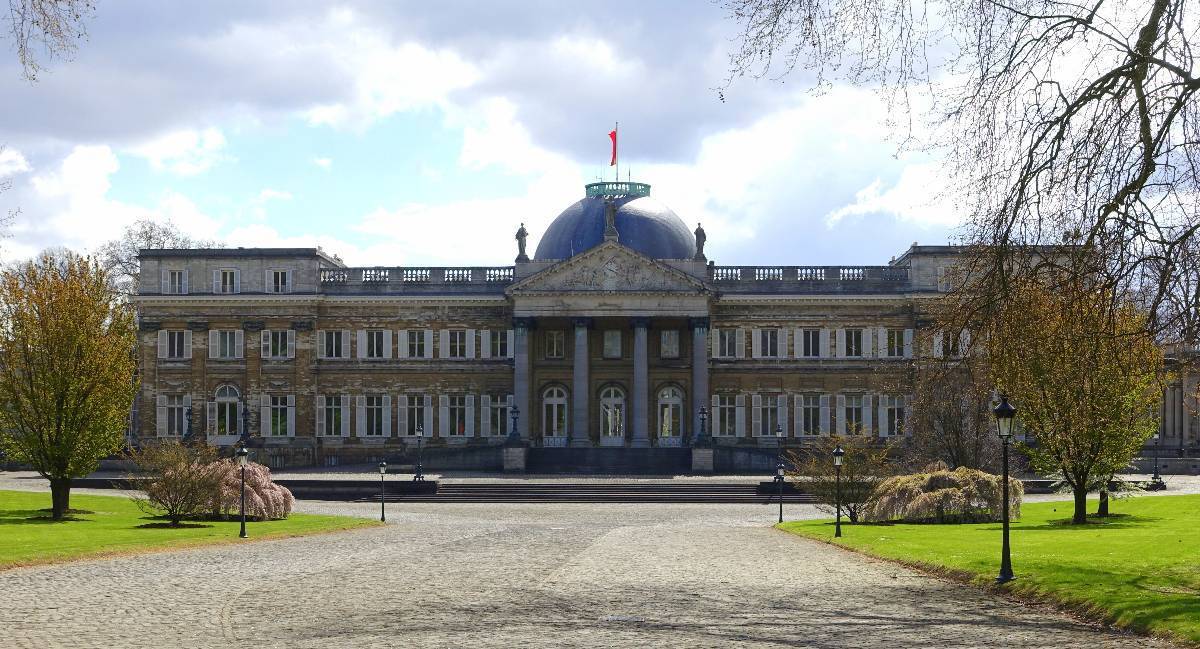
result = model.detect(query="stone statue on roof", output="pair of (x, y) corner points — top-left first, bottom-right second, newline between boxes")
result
(515, 223), (529, 262)
(694, 223), (707, 261)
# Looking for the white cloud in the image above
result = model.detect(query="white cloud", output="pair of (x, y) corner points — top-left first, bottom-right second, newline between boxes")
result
(0, 148), (31, 177)
(255, 188), (293, 203)
(824, 162), (960, 228)
(312, 157), (332, 170)
(129, 127), (230, 176)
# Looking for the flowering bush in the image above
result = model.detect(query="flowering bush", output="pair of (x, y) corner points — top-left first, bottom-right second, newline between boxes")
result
(130, 442), (224, 526)
(862, 462), (1022, 523)
(210, 459), (294, 520)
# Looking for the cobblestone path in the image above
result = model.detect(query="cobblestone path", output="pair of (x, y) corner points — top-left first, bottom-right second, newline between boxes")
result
(0, 500), (1172, 648)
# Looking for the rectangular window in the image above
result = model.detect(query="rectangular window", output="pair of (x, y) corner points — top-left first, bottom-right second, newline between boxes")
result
(165, 331), (186, 359)
(883, 395), (905, 436)
(167, 270), (185, 295)
(270, 395), (289, 437)
(490, 396), (510, 436)
(216, 400), (237, 435)
(365, 396), (385, 436)
(270, 270), (290, 293)
(490, 331), (508, 358)
(660, 330), (680, 359)
(800, 394), (821, 435)
(448, 330), (467, 359)
(405, 394), (426, 436)
(759, 329), (779, 358)
(408, 330), (426, 358)
(801, 329), (820, 358)
(323, 397), (344, 437)
(942, 331), (962, 357)
(886, 329), (904, 358)
(321, 330), (344, 359)
(447, 395), (467, 436)
(268, 330), (288, 359)
(603, 330), (622, 359)
(216, 330), (239, 359)
(758, 395), (780, 436)
(366, 330), (385, 359)
(718, 329), (737, 358)
(715, 395), (737, 436)
(166, 394), (186, 436)
(844, 329), (863, 357)
(844, 394), (864, 434)
(220, 269), (238, 294)
(545, 330), (565, 359)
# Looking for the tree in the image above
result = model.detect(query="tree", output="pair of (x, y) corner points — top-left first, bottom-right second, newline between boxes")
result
(5, 0), (95, 81)
(787, 434), (894, 523)
(982, 273), (1163, 524)
(0, 251), (137, 519)
(95, 218), (222, 298)
(723, 0), (1200, 339)
(130, 441), (223, 526)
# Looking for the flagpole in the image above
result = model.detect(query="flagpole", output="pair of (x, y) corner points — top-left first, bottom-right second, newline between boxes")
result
(614, 121), (619, 183)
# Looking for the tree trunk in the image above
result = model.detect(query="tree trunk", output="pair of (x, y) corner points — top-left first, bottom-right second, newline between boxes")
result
(50, 477), (72, 520)
(1072, 485), (1089, 524)
(1097, 489), (1109, 517)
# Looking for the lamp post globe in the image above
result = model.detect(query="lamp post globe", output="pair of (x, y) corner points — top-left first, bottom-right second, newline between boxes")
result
(832, 445), (845, 538)
(775, 459), (786, 524)
(378, 461), (387, 522)
(235, 445), (249, 539)
(993, 394), (1017, 584)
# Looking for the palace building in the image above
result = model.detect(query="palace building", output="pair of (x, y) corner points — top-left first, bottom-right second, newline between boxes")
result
(132, 180), (1199, 472)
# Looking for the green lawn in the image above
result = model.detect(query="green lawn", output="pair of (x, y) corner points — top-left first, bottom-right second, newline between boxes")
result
(0, 489), (380, 569)
(780, 495), (1200, 646)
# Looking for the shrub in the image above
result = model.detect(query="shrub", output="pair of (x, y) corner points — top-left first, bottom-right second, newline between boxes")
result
(788, 435), (896, 523)
(863, 464), (1023, 523)
(210, 459), (294, 520)
(129, 442), (224, 526)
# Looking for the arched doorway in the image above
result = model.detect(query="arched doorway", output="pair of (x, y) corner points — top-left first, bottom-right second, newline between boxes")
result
(541, 386), (569, 446)
(599, 385), (626, 446)
(657, 385), (684, 447)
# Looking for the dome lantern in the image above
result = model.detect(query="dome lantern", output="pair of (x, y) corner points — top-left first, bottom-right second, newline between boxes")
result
(534, 181), (696, 261)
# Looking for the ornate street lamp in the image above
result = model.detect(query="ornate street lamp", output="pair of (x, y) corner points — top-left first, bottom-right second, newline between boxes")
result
(775, 460), (786, 524)
(414, 423), (425, 482)
(833, 445), (845, 538)
(994, 394), (1017, 584)
(183, 405), (193, 443)
(236, 445), (249, 539)
(509, 405), (521, 443)
(696, 406), (710, 446)
(378, 461), (387, 522)
(1150, 433), (1166, 490)
(239, 398), (251, 445)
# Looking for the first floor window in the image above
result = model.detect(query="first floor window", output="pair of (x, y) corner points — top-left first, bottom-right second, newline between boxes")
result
(408, 330), (426, 358)
(600, 386), (625, 436)
(490, 331), (509, 358)
(886, 329), (905, 358)
(844, 394), (864, 434)
(213, 385), (239, 435)
(448, 330), (467, 358)
(660, 330), (680, 359)
(269, 395), (289, 436)
(718, 329), (737, 358)
(165, 330), (186, 359)
(758, 395), (780, 436)
(366, 330), (386, 358)
(166, 395), (186, 436)
(216, 330), (240, 359)
(801, 329), (820, 357)
(447, 395), (467, 435)
(942, 330), (963, 357)
(759, 329), (779, 357)
(883, 395), (905, 436)
(322, 396), (345, 436)
(545, 331), (565, 359)
(800, 394), (821, 435)
(365, 396), (385, 436)
(405, 394), (426, 435)
(603, 330), (622, 359)
(715, 395), (737, 436)
(657, 386), (683, 437)
(489, 395), (510, 436)
(267, 330), (289, 359)
(844, 329), (863, 357)
(321, 330), (345, 358)
(543, 387), (568, 436)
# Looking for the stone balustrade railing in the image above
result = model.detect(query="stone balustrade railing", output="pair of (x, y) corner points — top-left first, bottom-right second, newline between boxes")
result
(319, 266), (515, 287)
(709, 265), (909, 285)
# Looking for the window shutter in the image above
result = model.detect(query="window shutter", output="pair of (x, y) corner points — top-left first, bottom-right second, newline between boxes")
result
(156, 394), (168, 436)
(357, 330), (367, 359)
(933, 332), (944, 358)
(735, 394), (746, 437)
(234, 330), (244, 358)
(439, 330), (450, 358)
(937, 266), (947, 292)
(424, 330), (434, 358)
(157, 330), (168, 359)
(286, 330), (296, 359)
(751, 394), (762, 436)
(863, 328), (875, 357)
(356, 396), (366, 437)
(340, 396), (350, 437)
(480, 330), (491, 359)
(794, 395), (803, 436)
(506, 395), (515, 434)
(260, 394), (270, 436)
(397, 330), (409, 359)
(751, 329), (762, 358)
(465, 395), (475, 436)
(879, 396), (889, 437)
(835, 329), (846, 358)
(160, 270), (169, 294)
(236, 401), (244, 435)
(863, 394), (874, 436)
(736, 329), (747, 358)
(286, 394), (296, 436)
(265, 270), (272, 293)
(382, 396), (392, 437)
(209, 330), (218, 359)
(284, 270), (292, 292)
(777, 328), (788, 358)
(423, 395), (434, 437)
(212, 270), (220, 293)
(316, 395), (326, 436)
(903, 395), (912, 436)
(233, 270), (241, 293)
(180, 270), (189, 294)
(836, 395), (847, 434)
(876, 327), (887, 357)
(183, 331), (192, 359)
(466, 330), (476, 359)
(820, 328), (831, 358)
(382, 330), (392, 359)
(480, 395), (491, 435)
(397, 395), (409, 435)
(341, 330), (351, 359)
(793, 328), (803, 358)
(819, 395), (831, 434)
(777, 395), (788, 437)
(959, 330), (972, 354)
(206, 401), (217, 435)
(506, 330), (515, 357)
(439, 395), (450, 436)
(903, 329), (914, 358)
(711, 328), (720, 358)
(316, 330), (325, 359)
(182, 394), (192, 435)
(261, 330), (271, 358)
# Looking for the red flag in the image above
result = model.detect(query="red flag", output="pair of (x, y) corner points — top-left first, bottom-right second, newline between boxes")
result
(608, 129), (617, 166)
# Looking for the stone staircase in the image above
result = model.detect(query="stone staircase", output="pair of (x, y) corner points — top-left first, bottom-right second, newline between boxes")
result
(369, 482), (817, 504)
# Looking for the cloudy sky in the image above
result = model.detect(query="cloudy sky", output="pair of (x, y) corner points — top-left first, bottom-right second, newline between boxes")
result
(0, 1), (959, 267)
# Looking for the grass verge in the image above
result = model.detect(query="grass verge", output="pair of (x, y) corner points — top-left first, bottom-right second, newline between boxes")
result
(779, 494), (1200, 647)
(0, 489), (380, 570)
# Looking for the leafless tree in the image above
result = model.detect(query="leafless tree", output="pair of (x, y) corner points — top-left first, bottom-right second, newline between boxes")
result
(96, 218), (223, 298)
(724, 0), (1200, 336)
(5, 0), (94, 81)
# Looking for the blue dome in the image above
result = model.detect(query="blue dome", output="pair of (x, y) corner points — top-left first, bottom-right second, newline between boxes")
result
(534, 189), (696, 261)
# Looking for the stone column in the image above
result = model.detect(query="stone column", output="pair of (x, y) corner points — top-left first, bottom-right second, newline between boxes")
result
(631, 317), (650, 448)
(513, 317), (535, 441)
(571, 318), (592, 447)
(690, 317), (710, 445)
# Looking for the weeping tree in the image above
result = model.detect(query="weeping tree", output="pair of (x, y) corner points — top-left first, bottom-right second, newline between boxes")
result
(723, 0), (1200, 338)
(0, 251), (137, 519)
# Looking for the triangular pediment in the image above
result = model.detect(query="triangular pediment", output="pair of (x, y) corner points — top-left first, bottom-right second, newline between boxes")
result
(508, 242), (707, 294)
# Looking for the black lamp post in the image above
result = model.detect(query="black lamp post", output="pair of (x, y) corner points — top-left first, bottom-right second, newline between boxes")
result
(236, 445), (249, 539)
(696, 406), (710, 446)
(775, 460), (786, 524)
(413, 423), (425, 482)
(833, 445), (845, 538)
(1150, 433), (1166, 490)
(509, 405), (520, 443)
(183, 405), (193, 443)
(239, 398), (251, 445)
(378, 461), (387, 522)
(993, 393), (1017, 584)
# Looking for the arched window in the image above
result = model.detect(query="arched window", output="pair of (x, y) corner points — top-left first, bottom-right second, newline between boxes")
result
(599, 386), (625, 438)
(542, 386), (568, 438)
(211, 385), (241, 436)
(657, 386), (683, 438)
